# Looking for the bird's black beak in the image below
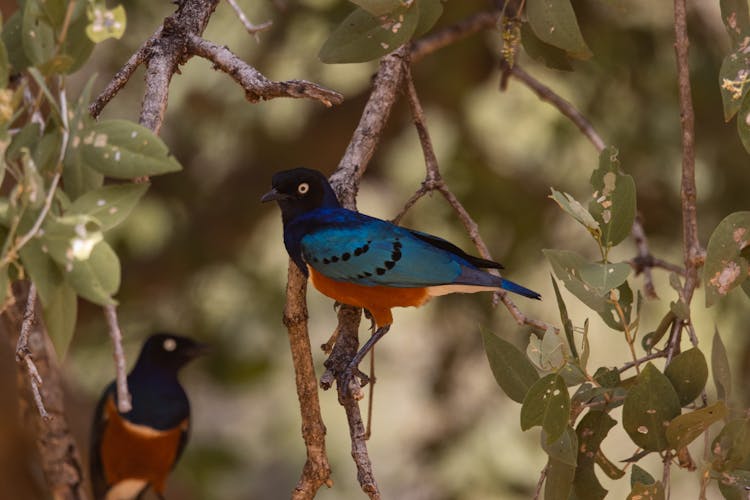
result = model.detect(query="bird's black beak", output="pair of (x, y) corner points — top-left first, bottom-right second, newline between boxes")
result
(185, 341), (211, 359)
(260, 188), (291, 203)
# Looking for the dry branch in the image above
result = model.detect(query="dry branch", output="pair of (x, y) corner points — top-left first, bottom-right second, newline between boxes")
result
(103, 305), (132, 414)
(187, 35), (343, 107)
(225, 0), (272, 40)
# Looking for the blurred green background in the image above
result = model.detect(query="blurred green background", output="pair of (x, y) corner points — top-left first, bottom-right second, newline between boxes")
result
(3, 0), (750, 498)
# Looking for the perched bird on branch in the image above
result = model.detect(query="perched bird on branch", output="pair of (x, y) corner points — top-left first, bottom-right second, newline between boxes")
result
(90, 333), (208, 500)
(261, 167), (540, 374)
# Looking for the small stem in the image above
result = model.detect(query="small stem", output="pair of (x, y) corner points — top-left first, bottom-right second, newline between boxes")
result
(103, 304), (132, 413)
(15, 284), (49, 420)
(225, 0), (272, 41)
(613, 297), (639, 374)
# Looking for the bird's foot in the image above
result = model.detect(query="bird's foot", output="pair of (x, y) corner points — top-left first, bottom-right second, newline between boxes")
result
(363, 309), (376, 332)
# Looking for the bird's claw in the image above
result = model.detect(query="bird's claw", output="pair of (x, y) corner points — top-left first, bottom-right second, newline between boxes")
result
(362, 309), (376, 332)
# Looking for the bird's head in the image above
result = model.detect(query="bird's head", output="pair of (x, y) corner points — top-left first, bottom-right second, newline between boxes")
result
(133, 333), (209, 374)
(261, 167), (341, 222)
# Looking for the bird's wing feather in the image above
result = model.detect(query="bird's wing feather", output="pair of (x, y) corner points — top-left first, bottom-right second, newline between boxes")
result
(299, 213), (467, 287)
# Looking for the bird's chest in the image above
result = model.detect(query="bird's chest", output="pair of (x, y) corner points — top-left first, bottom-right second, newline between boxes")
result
(101, 396), (187, 494)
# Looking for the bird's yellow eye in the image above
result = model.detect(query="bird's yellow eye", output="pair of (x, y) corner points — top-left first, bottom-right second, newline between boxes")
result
(163, 338), (177, 352)
(297, 182), (310, 194)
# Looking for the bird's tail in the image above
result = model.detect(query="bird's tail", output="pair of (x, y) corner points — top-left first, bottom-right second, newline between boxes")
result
(500, 278), (542, 300)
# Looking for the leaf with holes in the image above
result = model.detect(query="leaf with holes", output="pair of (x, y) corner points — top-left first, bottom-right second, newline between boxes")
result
(85, 3), (127, 43)
(481, 328), (539, 403)
(22, 0), (56, 66)
(589, 146), (636, 248)
(572, 410), (616, 500)
(666, 401), (727, 450)
(579, 261), (630, 295)
(719, 49), (750, 121)
(664, 347), (708, 406)
(63, 240), (120, 306)
(704, 211), (750, 306)
(712, 419), (750, 472)
(319, 5), (418, 63)
(623, 363), (681, 452)
(520, 22), (574, 71)
(549, 188), (600, 236)
(713, 328), (732, 402)
(720, 0), (750, 47)
(77, 120), (182, 179)
(69, 183), (149, 232)
(521, 374), (569, 444)
(526, 0), (591, 59)
(627, 481), (665, 500)
(64, 76), (102, 199)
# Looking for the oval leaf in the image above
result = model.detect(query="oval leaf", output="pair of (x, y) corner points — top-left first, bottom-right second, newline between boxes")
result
(719, 49), (750, 121)
(85, 3), (127, 43)
(549, 188), (600, 234)
(64, 240), (120, 305)
(623, 363), (682, 452)
(413, 0), (444, 38)
(704, 211), (750, 306)
(712, 419), (750, 472)
(580, 261), (631, 294)
(542, 425), (577, 466)
(664, 347), (708, 406)
(69, 183), (149, 231)
(589, 146), (636, 248)
(526, 0), (591, 59)
(319, 5), (418, 64)
(713, 328), (733, 402)
(572, 410), (616, 500)
(22, 0), (56, 66)
(738, 91), (750, 154)
(520, 373), (570, 443)
(481, 328), (539, 403)
(545, 457), (575, 500)
(666, 401), (728, 450)
(42, 282), (78, 360)
(347, 0), (403, 16)
(77, 120), (182, 179)
(627, 481), (665, 500)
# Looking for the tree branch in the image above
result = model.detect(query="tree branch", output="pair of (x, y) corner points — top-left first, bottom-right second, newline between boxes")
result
(284, 263), (333, 499)
(2, 282), (87, 499)
(410, 10), (500, 63)
(187, 35), (343, 107)
(225, 0), (272, 41)
(103, 305), (132, 413)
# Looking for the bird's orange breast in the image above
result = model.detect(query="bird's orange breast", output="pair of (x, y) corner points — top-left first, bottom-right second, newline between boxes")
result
(308, 266), (432, 327)
(100, 396), (187, 496)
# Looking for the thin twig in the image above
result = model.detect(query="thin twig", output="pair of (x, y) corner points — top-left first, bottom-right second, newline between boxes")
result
(103, 305), (132, 413)
(187, 35), (343, 107)
(225, 0), (272, 41)
(502, 62), (606, 153)
(630, 216), (659, 299)
(410, 11), (500, 63)
(618, 350), (667, 373)
(403, 66), (553, 332)
(15, 284), (49, 420)
(532, 464), (549, 500)
(90, 27), (162, 119)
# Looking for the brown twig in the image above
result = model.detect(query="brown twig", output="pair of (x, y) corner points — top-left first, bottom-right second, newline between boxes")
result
(618, 350), (667, 373)
(402, 66), (552, 332)
(89, 27), (162, 119)
(187, 35), (343, 107)
(103, 305), (132, 413)
(533, 464), (549, 500)
(225, 0), (273, 41)
(15, 284), (48, 420)
(284, 262), (333, 499)
(410, 10), (500, 63)
(630, 216), (659, 299)
(502, 62), (606, 153)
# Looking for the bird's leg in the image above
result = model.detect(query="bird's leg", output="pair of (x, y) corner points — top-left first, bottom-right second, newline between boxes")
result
(362, 308), (377, 332)
(346, 325), (391, 377)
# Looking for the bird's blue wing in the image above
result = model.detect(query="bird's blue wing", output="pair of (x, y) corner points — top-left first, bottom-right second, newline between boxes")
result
(298, 210), (466, 287)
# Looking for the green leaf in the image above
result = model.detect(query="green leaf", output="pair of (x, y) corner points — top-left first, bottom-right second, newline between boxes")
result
(520, 22), (574, 71)
(545, 457), (575, 500)
(19, 237), (65, 307)
(64, 76), (103, 199)
(22, 0), (56, 66)
(704, 211), (750, 306)
(64, 240), (120, 306)
(520, 373), (570, 444)
(719, 470), (750, 499)
(596, 451), (625, 480)
(0, 264), (9, 307)
(60, 8), (95, 74)
(319, 5), (419, 64)
(480, 328), (539, 403)
(413, 0), (444, 38)
(347, 0), (403, 16)
(544, 249), (632, 330)
(572, 410), (616, 500)
(526, 0), (591, 59)
(42, 281), (77, 359)
(589, 146), (637, 248)
(593, 366), (621, 388)
(719, 49), (750, 121)
(579, 261), (630, 294)
(666, 401), (728, 450)
(720, 0), (750, 47)
(0, 38), (9, 88)
(549, 188), (600, 236)
(85, 3), (127, 43)
(712, 419), (750, 472)
(631, 464), (656, 487)
(713, 328), (733, 402)
(2, 12), (32, 72)
(551, 275), (577, 360)
(20, 149), (45, 209)
(7, 122), (41, 164)
(77, 120), (182, 178)
(542, 425), (577, 466)
(664, 347), (708, 406)
(527, 328), (566, 372)
(627, 481), (665, 500)
(69, 183), (149, 232)
(622, 363), (681, 452)
(738, 91), (750, 154)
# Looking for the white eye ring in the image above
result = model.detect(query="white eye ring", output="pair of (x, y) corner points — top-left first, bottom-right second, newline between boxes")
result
(163, 338), (177, 352)
(297, 182), (310, 194)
